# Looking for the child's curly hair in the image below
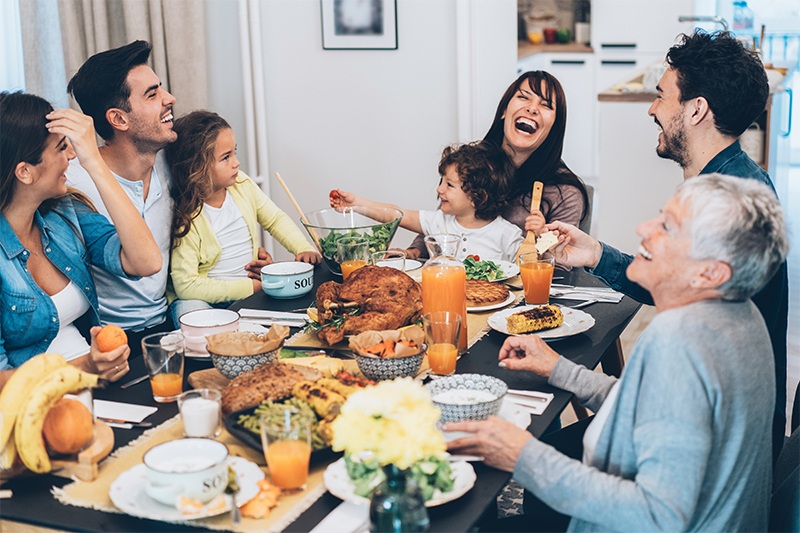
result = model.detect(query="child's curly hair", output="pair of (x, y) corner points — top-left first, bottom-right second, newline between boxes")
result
(437, 141), (513, 221)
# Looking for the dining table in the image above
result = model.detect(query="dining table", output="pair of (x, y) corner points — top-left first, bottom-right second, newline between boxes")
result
(0, 263), (641, 533)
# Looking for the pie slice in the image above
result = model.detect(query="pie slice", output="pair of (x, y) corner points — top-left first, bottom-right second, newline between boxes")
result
(466, 279), (510, 308)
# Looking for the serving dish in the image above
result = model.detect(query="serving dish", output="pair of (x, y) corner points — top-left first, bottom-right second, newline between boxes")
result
(354, 345), (425, 381)
(467, 292), (516, 313)
(425, 374), (508, 423)
(487, 305), (595, 339)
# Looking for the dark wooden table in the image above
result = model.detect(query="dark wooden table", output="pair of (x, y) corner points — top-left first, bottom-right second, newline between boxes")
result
(0, 264), (641, 532)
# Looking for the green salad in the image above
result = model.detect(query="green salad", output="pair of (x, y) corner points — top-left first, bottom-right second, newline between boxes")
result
(345, 455), (454, 501)
(319, 225), (395, 263)
(463, 256), (504, 281)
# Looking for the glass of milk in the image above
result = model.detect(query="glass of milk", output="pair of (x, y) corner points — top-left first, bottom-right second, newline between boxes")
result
(178, 389), (222, 438)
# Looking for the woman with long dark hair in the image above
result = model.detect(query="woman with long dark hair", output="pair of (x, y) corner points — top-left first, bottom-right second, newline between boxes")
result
(407, 71), (589, 259)
(0, 92), (161, 378)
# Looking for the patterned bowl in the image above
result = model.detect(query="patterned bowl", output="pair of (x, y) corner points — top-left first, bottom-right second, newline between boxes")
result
(208, 347), (280, 380)
(425, 374), (508, 423)
(355, 345), (425, 381)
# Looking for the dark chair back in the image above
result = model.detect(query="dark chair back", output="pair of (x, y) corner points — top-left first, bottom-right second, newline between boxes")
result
(770, 381), (800, 532)
(578, 183), (594, 235)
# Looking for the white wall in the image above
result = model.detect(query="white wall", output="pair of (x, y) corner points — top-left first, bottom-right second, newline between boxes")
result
(206, 0), (517, 260)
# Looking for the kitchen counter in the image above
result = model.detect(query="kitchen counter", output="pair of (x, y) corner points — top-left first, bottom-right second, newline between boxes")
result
(518, 40), (593, 60)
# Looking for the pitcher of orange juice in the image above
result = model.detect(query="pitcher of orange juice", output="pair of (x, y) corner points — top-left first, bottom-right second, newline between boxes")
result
(422, 234), (467, 354)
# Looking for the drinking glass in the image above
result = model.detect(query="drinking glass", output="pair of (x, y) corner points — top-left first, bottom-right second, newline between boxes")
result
(337, 237), (370, 280)
(519, 251), (555, 305)
(370, 250), (406, 271)
(260, 408), (312, 490)
(178, 389), (222, 438)
(142, 332), (185, 403)
(422, 311), (461, 376)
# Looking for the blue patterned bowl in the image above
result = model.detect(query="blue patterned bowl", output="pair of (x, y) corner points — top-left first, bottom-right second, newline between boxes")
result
(355, 345), (425, 381)
(208, 347), (280, 379)
(425, 374), (508, 423)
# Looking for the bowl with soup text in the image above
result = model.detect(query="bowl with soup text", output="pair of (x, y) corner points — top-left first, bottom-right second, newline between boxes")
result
(261, 261), (314, 299)
(143, 439), (229, 505)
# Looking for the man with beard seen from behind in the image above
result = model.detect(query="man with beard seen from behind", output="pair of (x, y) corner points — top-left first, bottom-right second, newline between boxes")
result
(546, 31), (789, 465)
(65, 41), (178, 358)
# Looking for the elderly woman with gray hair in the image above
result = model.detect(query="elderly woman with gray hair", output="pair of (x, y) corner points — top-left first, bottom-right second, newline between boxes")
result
(446, 173), (789, 532)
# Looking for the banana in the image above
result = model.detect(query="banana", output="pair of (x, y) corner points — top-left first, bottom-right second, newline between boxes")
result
(0, 436), (16, 470)
(0, 353), (67, 450)
(14, 365), (100, 473)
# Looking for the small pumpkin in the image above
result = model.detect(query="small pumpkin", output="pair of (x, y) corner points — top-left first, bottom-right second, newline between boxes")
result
(42, 398), (94, 455)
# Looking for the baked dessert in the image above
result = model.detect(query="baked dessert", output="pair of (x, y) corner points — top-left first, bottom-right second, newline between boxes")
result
(466, 279), (510, 308)
(506, 305), (564, 334)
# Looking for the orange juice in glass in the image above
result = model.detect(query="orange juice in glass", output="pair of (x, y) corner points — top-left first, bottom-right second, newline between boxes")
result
(423, 311), (461, 376)
(141, 332), (184, 403)
(260, 409), (312, 490)
(422, 234), (468, 353)
(519, 252), (555, 305)
(337, 237), (370, 279)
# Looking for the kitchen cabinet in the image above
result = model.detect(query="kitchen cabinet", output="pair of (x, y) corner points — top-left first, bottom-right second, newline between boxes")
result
(518, 52), (597, 183)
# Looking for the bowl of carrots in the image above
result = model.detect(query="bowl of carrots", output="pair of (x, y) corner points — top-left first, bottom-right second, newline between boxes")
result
(353, 337), (426, 381)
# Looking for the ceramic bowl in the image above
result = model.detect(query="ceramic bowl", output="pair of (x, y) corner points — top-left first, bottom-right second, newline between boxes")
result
(179, 309), (240, 354)
(208, 346), (280, 380)
(301, 206), (402, 276)
(143, 439), (229, 505)
(425, 374), (508, 423)
(355, 345), (425, 381)
(261, 261), (314, 299)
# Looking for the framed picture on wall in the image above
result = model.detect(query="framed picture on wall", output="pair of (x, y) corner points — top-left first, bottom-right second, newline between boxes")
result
(320, 0), (398, 50)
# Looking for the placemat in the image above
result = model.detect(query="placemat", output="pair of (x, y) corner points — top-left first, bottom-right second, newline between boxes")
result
(53, 415), (329, 532)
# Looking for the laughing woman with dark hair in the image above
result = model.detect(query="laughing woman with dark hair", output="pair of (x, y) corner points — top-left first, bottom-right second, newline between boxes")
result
(0, 92), (160, 379)
(407, 71), (589, 259)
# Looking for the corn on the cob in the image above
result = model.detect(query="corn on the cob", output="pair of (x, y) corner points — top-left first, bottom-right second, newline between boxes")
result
(506, 305), (564, 334)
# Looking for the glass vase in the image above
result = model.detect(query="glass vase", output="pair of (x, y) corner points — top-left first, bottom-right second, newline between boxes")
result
(369, 464), (430, 532)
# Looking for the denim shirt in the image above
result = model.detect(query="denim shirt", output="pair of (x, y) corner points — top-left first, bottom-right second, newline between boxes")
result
(0, 200), (130, 369)
(589, 140), (789, 461)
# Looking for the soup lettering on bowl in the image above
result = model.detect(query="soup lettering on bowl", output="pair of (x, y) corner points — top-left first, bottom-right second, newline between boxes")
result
(261, 261), (314, 299)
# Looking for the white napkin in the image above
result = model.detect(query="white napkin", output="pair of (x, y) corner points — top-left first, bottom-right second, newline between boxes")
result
(309, 501), (369, 533)
(505, 390), (554, 415)
(93, 400), (157, 423)
(549, 286), (623, 302)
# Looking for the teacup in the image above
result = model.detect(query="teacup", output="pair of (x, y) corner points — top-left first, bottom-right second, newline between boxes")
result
(261, 262), (314, 299)
(143, 439), (229, 505)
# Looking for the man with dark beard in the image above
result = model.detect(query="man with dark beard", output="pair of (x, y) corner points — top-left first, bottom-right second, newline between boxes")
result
(547, 31), (789, 465)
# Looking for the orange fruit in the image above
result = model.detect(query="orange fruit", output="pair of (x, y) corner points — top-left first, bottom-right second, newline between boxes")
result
(96, 324), (127, 352)
(42, 398), (94, 455)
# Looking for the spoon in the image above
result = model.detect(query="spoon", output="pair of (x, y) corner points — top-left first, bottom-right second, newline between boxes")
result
(225, 470), (241, 526)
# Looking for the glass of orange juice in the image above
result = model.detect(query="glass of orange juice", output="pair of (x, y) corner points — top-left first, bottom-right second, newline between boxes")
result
(141, 332), (185, 403)
(260, 408), (312, 490)
(519, 251), (555, 305)
(422, 311), (461, 376)
(337, 237), (370, 280)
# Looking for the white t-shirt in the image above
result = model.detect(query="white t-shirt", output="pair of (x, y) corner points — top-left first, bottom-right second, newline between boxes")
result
(418, 210), (524, 262)
(47, 281), (91, 361)
(582, 381), (621, 463)
(204, 193), (252, 280)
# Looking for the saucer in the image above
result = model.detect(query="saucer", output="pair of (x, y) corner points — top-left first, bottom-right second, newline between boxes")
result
(109, 456), (263, 521)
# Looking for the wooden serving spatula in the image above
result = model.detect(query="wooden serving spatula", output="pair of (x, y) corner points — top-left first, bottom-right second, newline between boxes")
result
(515, 181), (544, 264)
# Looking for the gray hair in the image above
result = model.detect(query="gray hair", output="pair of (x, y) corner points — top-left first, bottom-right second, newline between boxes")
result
(675, 173), (789, 300)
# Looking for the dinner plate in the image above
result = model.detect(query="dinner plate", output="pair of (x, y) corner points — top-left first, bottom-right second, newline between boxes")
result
(323, 457), (476, 507)
(109, 456), (263, 521)
(488, 260), (520, 282)
(466, 292), (517, 313)
(184, 322), (269, 359)
(487, 305), (595, 339)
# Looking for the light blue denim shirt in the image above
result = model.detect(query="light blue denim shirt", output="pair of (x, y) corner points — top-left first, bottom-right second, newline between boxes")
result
(0, 201), (130, 369)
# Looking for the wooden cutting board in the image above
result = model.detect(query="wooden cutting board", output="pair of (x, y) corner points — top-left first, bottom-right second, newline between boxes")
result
(188, 368), (230, 393)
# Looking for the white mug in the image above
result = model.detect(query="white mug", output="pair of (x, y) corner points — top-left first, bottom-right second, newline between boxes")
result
(143, 439), (228, 505)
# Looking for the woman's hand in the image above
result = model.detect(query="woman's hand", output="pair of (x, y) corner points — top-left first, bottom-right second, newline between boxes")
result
(86, 326), (130, 381)
(329, 189), (359, 210)
(402, 247), (422, 260)
(295, 251), (322, 264)
(498, 335), (561, 378)
(45, 109), (105, 174)
(245, 247), (274, 280)
(545, 221), (603, 269)
(444, 417), (532, 472)
(524, 210), (546, 236)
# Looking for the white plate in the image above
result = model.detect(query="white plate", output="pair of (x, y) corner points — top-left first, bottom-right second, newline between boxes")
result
(323, 457), (476, 507)
(109, 456), (264, 521)
(404, 259), (423, 271)
(488, 260), (520, 282)
(487, 305), (595, 339)
(184, 322), (269, 359)
(466, 292), (517, 313)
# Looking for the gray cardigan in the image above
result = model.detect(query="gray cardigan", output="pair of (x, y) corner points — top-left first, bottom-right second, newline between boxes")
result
(514, 299), (774, 532)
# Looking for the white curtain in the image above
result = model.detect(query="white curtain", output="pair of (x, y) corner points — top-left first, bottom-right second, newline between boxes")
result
(19, 0), (207, 116)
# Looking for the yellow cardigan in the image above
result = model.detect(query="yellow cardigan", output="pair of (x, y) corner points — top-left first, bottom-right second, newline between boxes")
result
(169, 173), (315, 304)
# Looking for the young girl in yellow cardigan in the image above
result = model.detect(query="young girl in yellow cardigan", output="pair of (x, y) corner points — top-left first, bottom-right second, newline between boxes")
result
(165, 111), (320, 327)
